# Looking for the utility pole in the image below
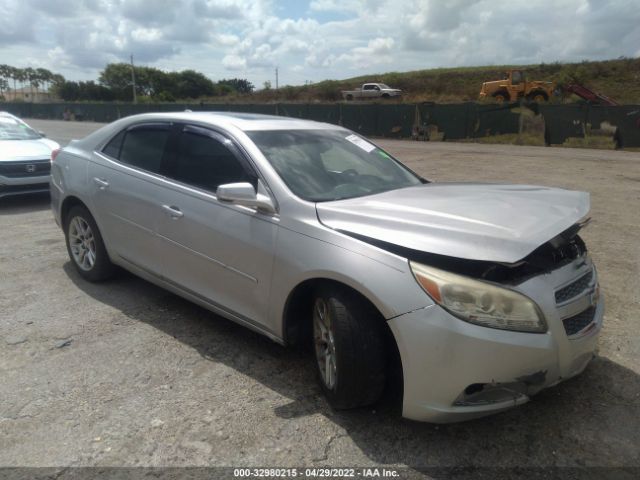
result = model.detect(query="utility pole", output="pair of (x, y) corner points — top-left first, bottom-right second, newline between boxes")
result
(275, 67), (279, 90)
(130, 54), (137, 104)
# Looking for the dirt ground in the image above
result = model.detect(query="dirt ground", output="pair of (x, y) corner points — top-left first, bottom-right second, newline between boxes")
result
(1, 119), (639, 475)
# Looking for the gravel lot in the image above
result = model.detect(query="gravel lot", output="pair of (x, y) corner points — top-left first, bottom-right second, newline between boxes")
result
(1, 119), (639, 475)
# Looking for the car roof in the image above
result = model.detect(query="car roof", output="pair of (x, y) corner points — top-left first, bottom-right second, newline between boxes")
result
(126, 111), (342, 132)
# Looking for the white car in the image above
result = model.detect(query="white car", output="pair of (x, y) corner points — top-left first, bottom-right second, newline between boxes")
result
(0, 112), (59, 198)
(342, 83), (402, 100)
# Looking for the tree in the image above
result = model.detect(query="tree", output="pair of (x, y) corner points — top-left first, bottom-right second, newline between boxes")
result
(0, 65), (10, 97)
(175, 70), (215, 98)
(219, 78), (255, 94)
(55, 80), (115, 101)
(98, 63), (217, 100)
(9, 66), (18, 92)
(24, 67), (37, 98)
(99, 63), (137, 101)
(57, 81), (81, 101)
(15, 68), (27, 92)
(36, 68), (54, 92)
(0, 64), (10, 82)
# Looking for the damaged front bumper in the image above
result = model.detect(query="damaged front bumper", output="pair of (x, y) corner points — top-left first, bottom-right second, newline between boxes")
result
(388, 257), (603, 423)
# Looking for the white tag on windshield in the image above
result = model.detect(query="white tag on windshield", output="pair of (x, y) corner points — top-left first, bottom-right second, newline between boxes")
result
(345, 134), (376, 153)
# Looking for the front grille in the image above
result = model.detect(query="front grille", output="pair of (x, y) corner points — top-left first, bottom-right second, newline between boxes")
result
(555, 271), (593, 304)
(0, 160), (51, 178)
(563, 307), (596, 336)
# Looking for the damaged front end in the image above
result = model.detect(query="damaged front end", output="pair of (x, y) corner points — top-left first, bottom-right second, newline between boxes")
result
(453, 370), (547, 407)
(340, 219), (590, 286)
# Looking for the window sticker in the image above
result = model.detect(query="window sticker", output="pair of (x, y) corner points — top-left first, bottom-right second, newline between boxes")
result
(345, 134), (376, 153)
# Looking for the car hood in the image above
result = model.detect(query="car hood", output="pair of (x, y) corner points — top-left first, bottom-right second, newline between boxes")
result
(0, 138), (59, 161)
(316, 183), (590, 264)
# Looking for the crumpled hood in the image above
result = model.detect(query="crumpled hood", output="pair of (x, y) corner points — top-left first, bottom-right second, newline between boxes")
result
(316, 183), (590, 263)
(0, 138), (59, 161)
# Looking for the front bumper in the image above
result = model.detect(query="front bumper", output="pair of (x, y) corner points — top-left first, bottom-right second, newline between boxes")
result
(388, 258), (603, 423)
(0, 174), (51, 198)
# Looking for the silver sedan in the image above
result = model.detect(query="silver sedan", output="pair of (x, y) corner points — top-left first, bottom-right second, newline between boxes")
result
(50, 112), (603, 423)
(0, 112), (59, 198)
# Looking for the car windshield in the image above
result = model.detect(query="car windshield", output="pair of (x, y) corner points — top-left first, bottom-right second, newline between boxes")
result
(379, 84), (391, 89)
(0, 116), (41, 140)
(248, 129), (423, 202)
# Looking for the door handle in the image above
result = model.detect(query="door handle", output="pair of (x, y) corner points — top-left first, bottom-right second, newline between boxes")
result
(93, 177), (109, 189)
(161, 204), (184, 219)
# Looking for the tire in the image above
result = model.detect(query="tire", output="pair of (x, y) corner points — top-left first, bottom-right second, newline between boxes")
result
(312, 285), (386, 409)
(346, 94), (353, 101)
(64, 205), (116, 282)
(528, 91), (549, 102)
(381, 93), (390, 98)
(493, 90), (510, 103)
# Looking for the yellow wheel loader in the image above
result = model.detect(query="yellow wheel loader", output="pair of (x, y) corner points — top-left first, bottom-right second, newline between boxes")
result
(479, 69), (555, 102)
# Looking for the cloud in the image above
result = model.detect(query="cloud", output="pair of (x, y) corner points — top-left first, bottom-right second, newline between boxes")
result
(0, 0), (638, 88)
(222, 54), (247, 70)
(0, 0), (37, 44)
(336, 37), (396, 69)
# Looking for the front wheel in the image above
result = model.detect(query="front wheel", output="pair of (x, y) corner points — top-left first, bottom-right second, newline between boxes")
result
(64, 205), (116, 282)
(493, 90), (510, 103)
(312, 286), (386, 409)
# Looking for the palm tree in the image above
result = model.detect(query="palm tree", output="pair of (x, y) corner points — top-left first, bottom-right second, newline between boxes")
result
(0, 64), (9, 82)
(0, 65), (9, 97)
(24, 67), (36, 99)
(15, 68), (27, 93)
(36, 68), (53, 93)
(9, 66), (18, 95)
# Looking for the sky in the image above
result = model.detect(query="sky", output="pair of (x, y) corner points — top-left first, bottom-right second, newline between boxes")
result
(1, 0), (639, 88)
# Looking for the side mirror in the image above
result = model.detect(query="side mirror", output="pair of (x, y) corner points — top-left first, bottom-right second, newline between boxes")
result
(216, 181), (276, 214)
(39, 131), (46, 137)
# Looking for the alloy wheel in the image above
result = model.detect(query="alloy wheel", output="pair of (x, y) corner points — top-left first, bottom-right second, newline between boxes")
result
(68, 216), (96, 271)
(313, 297), (337, 390)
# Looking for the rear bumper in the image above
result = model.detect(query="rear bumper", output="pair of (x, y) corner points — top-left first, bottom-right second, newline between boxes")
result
(388, 259), (603, 423)
(0, 174), (50, 198)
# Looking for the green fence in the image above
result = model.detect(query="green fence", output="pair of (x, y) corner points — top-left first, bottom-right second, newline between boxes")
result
(3, 101), (639, 148)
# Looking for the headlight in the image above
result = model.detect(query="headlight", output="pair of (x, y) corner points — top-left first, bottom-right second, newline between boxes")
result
(410, 261), (547, 333)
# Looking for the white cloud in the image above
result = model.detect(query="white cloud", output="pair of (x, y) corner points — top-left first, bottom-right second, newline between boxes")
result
(222, 54), (247, 70)
(0, 0), (638, 88)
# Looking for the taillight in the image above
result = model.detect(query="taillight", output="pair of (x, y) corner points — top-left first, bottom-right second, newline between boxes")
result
(51, 148), (60, 163)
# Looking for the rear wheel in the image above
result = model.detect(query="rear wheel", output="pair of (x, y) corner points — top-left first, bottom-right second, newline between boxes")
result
(312, 285), (386, 409)
(64, 205), (116, 282)
(528, 90), (549, 102)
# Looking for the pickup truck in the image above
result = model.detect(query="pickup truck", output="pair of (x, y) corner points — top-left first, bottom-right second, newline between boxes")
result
(341, 83), (402, 100)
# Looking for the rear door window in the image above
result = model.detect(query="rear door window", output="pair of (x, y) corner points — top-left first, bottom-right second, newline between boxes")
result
(103, 123), (171, 174)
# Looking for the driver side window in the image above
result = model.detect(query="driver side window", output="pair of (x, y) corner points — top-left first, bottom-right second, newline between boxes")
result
(165, 126), (254, 194)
